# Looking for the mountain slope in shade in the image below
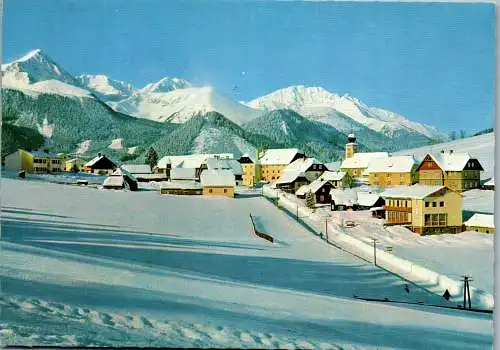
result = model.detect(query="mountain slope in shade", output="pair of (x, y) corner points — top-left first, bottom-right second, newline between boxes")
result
(111, 86), (262, 125)
(247, 85), (446, 142)
(77, 74), (135, 102)
(146, 111), (280, 160)
(243, 109), (386, 162)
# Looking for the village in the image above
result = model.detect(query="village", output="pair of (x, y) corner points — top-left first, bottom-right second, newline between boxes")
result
(2, 133), (494, 236)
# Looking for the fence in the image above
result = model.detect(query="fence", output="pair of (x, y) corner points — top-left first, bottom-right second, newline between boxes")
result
(262, 185), (494, 311)
(249, 214), (274, 243)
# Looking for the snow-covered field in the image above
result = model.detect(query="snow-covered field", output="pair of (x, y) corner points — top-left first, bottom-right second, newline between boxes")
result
(0, 178), (493, 348)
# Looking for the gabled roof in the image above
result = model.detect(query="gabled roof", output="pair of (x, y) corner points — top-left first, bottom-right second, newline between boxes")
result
(422, 152), (482, 172)
(464, 213), (495, 229)
(121, 164), (151, 174)
(283, 157), (322, 173)
(170, 167), (197, 180)
(357, 191), (383, 207)
(259, 148), (302, 165)
(325, 161), (341, 172)
(157, 153), (234, 169)
(379, 184), (450, 199)
(318, 171), (346, 182)
(341, 152), (389, 169)
(200, 169), (236, 187)
(367, 155), (417, 173)
(276, 170), (307, 184)
(330, 188), (358, 206)
(206, 158), (243, 176)
(305, 178), (332, 194)
(84, 155), (116, 168)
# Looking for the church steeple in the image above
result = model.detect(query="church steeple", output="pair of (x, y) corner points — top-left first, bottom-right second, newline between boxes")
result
(345, 133), (357, 159)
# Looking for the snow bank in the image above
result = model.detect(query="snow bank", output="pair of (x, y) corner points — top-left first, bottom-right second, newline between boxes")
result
(263, 186), (494, 310)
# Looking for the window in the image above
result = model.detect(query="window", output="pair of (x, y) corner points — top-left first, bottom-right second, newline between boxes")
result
(439, 201), (444, 207)
(425, 202), (429, 208)
(432, 202), (436, 207)
(223, 189), (227, 193)
(209, 189), (213, 193)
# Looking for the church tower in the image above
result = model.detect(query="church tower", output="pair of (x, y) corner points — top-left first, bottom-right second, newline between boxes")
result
(345, 133), (357, 159)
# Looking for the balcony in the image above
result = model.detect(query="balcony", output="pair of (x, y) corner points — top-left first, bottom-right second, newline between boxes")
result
(383, 205), (412, 212)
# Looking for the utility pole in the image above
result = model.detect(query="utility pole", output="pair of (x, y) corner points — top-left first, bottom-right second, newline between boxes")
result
(296, 204), (299, 222)
(371, 237), (379, 266)
(325, 218), (328, 241)
(461, 275), (473, 309)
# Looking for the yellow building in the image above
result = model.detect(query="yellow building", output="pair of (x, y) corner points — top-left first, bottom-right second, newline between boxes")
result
(417, 151), (483, 192)
(238, 154), (261, 186)
(65, 158), (87, 172)
(258, 148), (306, 182)
(381, 184), (463, 235)
(340, 133), (389, 179)
(367, 155), (418, 187)
(200, 169), (235, 198)
(4, 149), (64, 173)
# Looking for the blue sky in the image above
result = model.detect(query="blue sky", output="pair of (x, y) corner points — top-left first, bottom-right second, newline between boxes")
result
(3, 0), (495, 133)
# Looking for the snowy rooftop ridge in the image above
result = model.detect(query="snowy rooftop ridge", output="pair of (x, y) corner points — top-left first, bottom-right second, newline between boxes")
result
(283, 157), (322, 173)
(341, 152), (389, 169)
(379, 184), (448, 199)
(157, 153), (234, 169)
(426, 151), (478, 172)
(366, 155), (417, 173)
(259, 148), (303, 165)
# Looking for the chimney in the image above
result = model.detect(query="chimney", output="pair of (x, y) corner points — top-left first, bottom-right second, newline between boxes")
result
(98, 152), (102, 157)
(449, 150), (454, 154)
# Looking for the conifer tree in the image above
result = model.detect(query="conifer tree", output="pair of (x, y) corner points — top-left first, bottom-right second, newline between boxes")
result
(145, 147), (159, 171)
(305, 190), (316, 211)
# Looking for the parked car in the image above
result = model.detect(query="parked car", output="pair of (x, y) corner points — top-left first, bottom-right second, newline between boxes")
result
(345, 220), (356, 228)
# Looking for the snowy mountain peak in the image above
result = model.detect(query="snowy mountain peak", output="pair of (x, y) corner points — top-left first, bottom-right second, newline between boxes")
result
(247, 85), (446, 141)
(138, 77), (192, 94)
(2, 49), (79, 86)
(77, 74), (135, 101)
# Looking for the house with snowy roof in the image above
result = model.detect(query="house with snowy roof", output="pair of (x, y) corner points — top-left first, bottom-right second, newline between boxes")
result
(275, 170), (310, 194)
(483, 177), (494, 190)
(258, 148), (306, 182)
(156, 153), (233, 180)
(4, 149), (65, 173)
(103, 167), (138, 191)
(238, 153), (261, 186)
(82, 153), (117, 175)
(206, 158), (243, 185)
(380, 184), (463, 235)
(296, 171), (350, 203)
(340, 133), (389, 178)
(367, 155), (418, 188)
(160, 180), (202, 196)
(121, 164), (167, 182)
(200, 169), (236, 197)
(416, 150), (483, 192)
(464, 213), (495, 233)
(275, 157), (329, 193)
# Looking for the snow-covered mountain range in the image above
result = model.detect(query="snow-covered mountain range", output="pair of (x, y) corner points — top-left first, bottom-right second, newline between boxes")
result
(246, 85), (445, 140)
(1, 49), (448, 161)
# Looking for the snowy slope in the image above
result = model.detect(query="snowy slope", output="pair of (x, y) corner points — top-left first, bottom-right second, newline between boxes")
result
(77, 74), (135, 101)
(247, 85), (445, 141)
(0, 177), (493, 348)
(112, 86), (262, 125)
(395, 132), (495, 180)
